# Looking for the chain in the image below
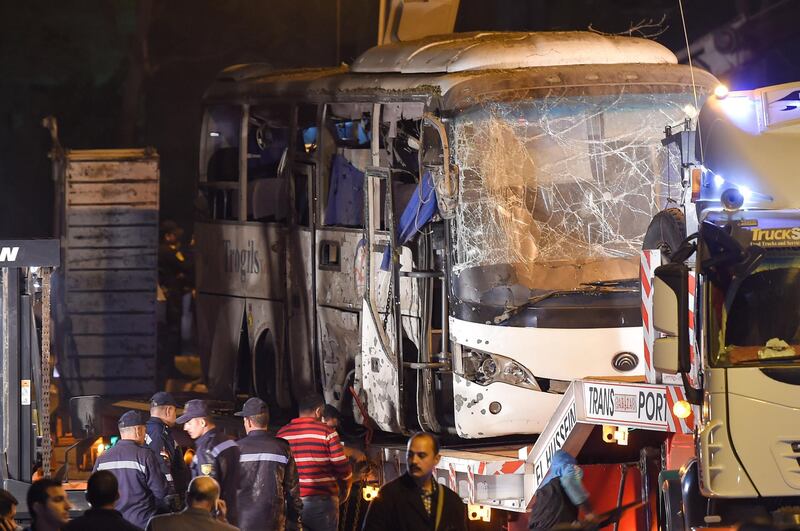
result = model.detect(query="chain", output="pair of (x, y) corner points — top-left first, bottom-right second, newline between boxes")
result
(381, 279), (393, 331)
(350, 480), (365, 531)
(2, 269), (9, 463)
(41, 269), (52, 478)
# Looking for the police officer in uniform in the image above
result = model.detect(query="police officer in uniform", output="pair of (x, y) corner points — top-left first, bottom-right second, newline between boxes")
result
(145, 391), (190, 510)
(235, 397), (302, 531)
(178, 400), (240, 527)
(93, 410), (168, 529)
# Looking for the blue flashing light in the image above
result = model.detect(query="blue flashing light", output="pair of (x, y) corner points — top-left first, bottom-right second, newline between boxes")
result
(738, 185), (753, 202)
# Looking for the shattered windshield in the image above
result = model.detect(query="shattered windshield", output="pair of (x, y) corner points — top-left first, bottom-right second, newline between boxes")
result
(450, 91), (694, 306)
(709, 252), (800, 367)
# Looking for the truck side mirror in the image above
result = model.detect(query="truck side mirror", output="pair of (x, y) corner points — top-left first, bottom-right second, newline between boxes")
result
(652, 263), (690, 374)
(69, 395), (102, 440)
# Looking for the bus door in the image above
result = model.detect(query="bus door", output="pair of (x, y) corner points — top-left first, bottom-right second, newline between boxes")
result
(361, 102), (439, 433)
(415, 114), (456, 432)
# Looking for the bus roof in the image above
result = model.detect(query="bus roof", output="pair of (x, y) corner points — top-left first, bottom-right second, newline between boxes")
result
(351, 31), (677, 74)
(205, 32), (716, 109)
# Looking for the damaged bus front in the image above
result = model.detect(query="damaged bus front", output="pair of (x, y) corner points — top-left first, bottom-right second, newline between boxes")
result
(195, 32), (716, 438)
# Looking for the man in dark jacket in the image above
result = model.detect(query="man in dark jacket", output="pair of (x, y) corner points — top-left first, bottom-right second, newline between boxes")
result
(93, 411), (168, 529)
(179, 400), (240, 527)
(234, 397), (302, 531)
(63, 471), (143, 531)
(362, 433), (467, 531)
(145, 391), (190, 509)
(146, 476), (238, 531)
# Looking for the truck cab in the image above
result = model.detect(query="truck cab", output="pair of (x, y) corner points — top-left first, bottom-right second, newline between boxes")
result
(652, 82), (800, 525)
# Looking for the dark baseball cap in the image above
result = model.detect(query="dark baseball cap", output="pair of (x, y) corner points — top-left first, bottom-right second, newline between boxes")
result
(234, 397), (268, 417)
(150, 391), (177, 407)
(118, 410), (145, 428)
(176, 399), (210, 424)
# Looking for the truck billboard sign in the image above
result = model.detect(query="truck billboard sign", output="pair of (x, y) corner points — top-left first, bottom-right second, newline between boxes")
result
(582, 381), (668, 430)
(532, 401), (578, 484)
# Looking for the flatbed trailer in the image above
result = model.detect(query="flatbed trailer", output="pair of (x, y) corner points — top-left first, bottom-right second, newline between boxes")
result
(370, 379), (692, 521)
(367, 250), (696, 528)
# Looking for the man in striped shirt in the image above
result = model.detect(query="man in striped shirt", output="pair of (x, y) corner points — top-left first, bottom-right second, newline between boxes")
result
(277, 395), (352, 531)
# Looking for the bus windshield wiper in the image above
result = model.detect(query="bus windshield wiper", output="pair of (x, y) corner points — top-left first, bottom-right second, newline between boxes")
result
(493, 281), (639, 324)
(580, 277), (639, 288)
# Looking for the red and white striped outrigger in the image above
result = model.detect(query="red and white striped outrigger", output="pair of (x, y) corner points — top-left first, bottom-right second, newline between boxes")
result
(371, 251), (699, 517)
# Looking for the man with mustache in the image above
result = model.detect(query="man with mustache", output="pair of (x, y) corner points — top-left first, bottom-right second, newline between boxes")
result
(361, 433), (467, 531)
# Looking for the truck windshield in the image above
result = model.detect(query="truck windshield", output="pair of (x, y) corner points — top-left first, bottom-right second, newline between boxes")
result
(709, 252), (800, 367)
(451, 92), (693, 306)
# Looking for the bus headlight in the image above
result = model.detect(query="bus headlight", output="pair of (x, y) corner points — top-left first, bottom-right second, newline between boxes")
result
(462, 349), (541, 391)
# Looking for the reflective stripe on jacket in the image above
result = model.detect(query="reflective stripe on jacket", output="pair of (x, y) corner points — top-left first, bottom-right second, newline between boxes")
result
(236, 430), (302, 531)
(93, 440), (168, 529)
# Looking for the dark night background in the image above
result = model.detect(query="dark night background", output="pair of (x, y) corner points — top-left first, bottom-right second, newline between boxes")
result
(1, 0), (797, 239)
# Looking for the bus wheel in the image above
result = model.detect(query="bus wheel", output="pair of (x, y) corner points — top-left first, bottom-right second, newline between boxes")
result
(643, 208), (685, 263)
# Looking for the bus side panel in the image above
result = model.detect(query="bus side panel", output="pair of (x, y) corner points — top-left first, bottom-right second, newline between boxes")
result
(195, 221), (287, 400)
(317, 307), (360, 407)
(361, 298), (402, 432)
(195, 221), (286, 300)
(315, 228), (363, 409)
(286, 228), (315, 401)
(315, 229), (362, 308)
(196, 292), (244, 399)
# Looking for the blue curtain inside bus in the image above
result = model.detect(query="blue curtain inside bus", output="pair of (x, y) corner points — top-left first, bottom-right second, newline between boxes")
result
(324, 154), (365, 227)
(381, 171), (438, 270)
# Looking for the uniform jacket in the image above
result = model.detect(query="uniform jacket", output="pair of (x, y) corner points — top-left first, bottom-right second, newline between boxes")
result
(92, 440), (168, 529)
(361, 473), (468, 531)
(192, 428), (241, 526)
(145, 507), (239, 531)
(62, 507), (144, 531)
(236, 430), (302, 531)
(145, 416), (190, 505)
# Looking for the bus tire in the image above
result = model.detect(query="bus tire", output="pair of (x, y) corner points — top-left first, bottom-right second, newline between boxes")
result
(643, 208), (686, 262)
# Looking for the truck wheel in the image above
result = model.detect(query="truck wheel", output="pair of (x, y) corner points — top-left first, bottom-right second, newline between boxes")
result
(643, 208), (686, 263)
(660, 476), (685, 531)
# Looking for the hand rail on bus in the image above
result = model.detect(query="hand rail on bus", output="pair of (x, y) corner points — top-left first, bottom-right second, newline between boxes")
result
(402, 361), (451, 371)
(398, 270), (444, 279)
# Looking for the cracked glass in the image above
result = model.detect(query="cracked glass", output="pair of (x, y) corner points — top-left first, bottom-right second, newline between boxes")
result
(451, 90), (699, 303)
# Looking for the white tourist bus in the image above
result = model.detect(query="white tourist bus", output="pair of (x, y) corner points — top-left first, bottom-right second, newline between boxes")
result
(194, 31), (716, 438)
